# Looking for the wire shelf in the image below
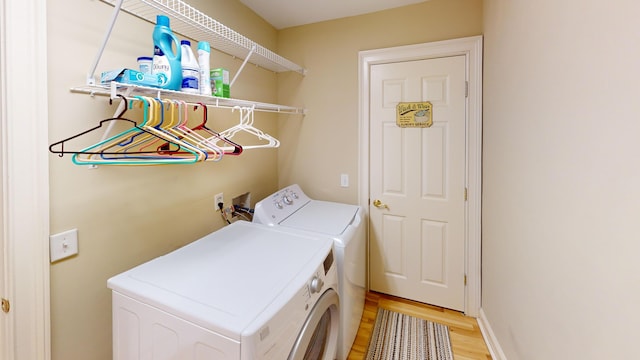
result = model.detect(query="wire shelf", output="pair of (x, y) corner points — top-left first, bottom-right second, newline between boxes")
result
(71, 83), (306, 115)
(100, 0), (305, 74)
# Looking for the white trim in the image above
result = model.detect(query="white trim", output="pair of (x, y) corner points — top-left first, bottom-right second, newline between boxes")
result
(478, 308), (508, 360)
(0, 0), (51, 358)
(358, 36), (483, 316)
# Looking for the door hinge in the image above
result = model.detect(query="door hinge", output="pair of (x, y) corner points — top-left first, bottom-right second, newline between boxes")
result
(464, 187), (468, 201)
(465, 81), (469, 98)
(1, 298), (10, 313)
(464, 275), (467, 286)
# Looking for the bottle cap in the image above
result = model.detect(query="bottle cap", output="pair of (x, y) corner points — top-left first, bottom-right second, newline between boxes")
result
(156, 15), (170, 27)
(197, 41), (210, 53)
(181, 40), (191, 46)
(137, 56), (153, 61)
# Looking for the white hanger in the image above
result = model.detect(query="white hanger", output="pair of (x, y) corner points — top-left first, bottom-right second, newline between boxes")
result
(215, 105), (280, 150)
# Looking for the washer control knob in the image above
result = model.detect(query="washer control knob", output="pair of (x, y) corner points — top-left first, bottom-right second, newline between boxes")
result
(275, 201), (284, 209)
(291, 192), (299, 199)
(283, 195), (293, 205)
(309, 276), (324, 294)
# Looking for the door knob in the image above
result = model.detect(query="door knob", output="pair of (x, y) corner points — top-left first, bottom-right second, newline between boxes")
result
(372, 199), (389, 210)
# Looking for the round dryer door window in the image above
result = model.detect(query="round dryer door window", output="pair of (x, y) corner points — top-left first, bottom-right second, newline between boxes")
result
(288, 289), (340, 360)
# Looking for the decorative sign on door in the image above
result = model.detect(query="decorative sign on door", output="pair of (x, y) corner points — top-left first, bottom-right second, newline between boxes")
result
(396, 102), (433, 128)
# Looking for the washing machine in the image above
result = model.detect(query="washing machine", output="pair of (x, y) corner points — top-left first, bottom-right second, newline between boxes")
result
(107, 221), (339, 360)
(253, 184), (366, 360)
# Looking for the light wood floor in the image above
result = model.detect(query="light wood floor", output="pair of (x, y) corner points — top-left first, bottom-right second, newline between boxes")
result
(346, 292), (492, 360)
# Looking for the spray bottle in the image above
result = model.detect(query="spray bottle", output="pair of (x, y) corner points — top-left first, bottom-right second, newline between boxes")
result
(197, 41), (212, 96)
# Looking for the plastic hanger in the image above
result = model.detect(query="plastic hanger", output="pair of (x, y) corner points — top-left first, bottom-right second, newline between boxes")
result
(94, 97), (208, 163)
(131, 98), (205, 158)
(159, 100), (224, 161)
(137, 97), (209, 162)
(49, 95), (182, 159)
(72, 96), (202, 165)
(135, 98), (179, 154)
(49, 118), (174, 157)
(189, 103), (243, 155)
(216, 105), (280, 150)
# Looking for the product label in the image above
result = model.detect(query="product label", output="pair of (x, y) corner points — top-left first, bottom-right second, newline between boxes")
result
(153, 61), (170, 73)
(139, 63), (152, 75)
(153, 55), (171, 86)
(181, 68), (199, 91)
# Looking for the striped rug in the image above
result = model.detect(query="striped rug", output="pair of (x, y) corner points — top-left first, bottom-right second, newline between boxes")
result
(365, 308), (453, 360)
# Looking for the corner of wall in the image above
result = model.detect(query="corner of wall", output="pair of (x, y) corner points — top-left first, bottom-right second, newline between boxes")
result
(477, 308), (508, 360)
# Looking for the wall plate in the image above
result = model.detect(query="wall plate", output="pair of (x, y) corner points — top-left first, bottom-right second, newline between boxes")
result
(50, 229), (78, 263)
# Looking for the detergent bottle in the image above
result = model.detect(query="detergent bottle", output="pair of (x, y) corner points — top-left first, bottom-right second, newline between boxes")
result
(152, 15), (181, 90)
(180, 40), (200, 94)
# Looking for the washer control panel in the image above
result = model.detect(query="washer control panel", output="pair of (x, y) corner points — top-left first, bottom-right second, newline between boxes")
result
(253, 184), (312, 225)
(273, 187), (299, 209)
(302, 249), (335, 303)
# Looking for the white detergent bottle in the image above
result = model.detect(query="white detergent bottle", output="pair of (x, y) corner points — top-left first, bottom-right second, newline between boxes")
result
(180, 40), (200, 93)
(197, 41), (212, 96)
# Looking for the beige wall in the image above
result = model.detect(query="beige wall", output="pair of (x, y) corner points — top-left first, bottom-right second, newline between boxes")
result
(47, 0), (280, 359)
(46, 0), (640, 357)
(276, 0), (483, 203)
(47, 0), (482, 358)
(482, 0), (640, 358)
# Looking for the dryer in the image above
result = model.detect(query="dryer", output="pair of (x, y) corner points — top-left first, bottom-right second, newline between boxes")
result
(108, 221), (339, 360)
(253, 184), (366, 360)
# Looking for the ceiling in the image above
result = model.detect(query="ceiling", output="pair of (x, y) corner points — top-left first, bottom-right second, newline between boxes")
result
(239, 0), (428, 29)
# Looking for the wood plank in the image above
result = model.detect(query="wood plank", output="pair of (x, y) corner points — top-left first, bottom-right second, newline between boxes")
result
(347, 291), (492, 360)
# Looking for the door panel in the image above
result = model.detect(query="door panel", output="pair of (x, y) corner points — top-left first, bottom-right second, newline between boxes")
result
(380, 214), (405, 277)
(421, 219), (446, 284)
(423, 125), (446, 198)
(369, 55), (466, 311)
(382, 122), (405, 194)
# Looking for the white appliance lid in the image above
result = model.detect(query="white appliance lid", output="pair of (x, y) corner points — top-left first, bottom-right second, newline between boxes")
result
(107, 221), (332, 341)
(280, 200), (359, 236)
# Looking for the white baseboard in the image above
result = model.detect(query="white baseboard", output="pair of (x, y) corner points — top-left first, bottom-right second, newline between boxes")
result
(477, 308), (507, 360)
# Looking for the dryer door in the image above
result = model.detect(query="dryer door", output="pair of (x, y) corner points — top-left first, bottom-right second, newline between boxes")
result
(288, 289), (340, 360)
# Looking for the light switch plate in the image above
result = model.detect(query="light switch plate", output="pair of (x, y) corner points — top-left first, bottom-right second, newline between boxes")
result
(340, 174), (349, 188)
(50, 229), (78, 263)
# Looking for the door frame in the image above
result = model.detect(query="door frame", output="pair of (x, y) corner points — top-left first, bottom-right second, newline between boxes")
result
(0, 0), (51, 358)
(358, 36), (482, 316)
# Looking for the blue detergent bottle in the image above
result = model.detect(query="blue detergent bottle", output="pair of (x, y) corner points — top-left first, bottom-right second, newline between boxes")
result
(152, 15), (182, 90)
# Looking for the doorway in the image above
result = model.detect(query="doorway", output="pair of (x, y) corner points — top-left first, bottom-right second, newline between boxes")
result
(0, 0), (51, 358)
(358, 36), (482, 316)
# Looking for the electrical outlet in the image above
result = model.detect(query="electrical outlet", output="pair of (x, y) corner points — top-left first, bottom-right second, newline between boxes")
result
(50, 229), (79, 263)
(215, 192), (224, 211)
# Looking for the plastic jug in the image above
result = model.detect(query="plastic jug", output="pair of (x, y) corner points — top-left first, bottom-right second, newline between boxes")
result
(197, 41), (212, 96)
(152, 15), (181, 91)
(180, 40), (200, 93)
